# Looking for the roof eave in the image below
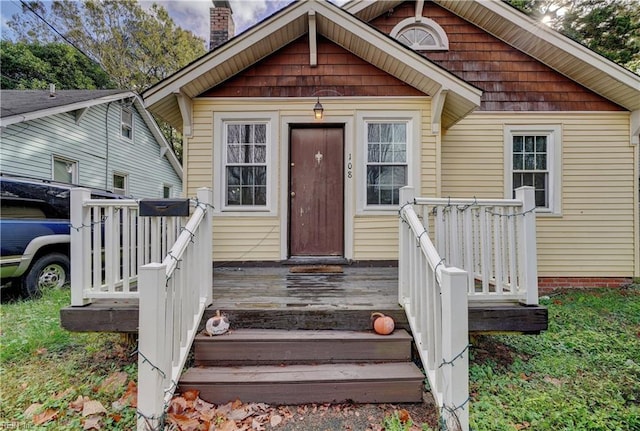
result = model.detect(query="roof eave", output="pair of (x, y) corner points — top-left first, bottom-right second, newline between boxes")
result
(0, 91), (136, 128)
(433, 0), (640, 111)
(143, 0), (481, 131)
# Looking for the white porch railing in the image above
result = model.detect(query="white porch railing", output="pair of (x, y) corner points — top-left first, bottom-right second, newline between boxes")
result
(136, 188), (213, 430)
(414, 186), (538, 305)
(399, 186), (470, 431)
(70, 189), (187, 305)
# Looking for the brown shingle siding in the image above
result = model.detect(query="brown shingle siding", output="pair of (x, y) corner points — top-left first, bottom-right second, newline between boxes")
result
(201, 36), (425, 98)
(370, 1), (624, 111)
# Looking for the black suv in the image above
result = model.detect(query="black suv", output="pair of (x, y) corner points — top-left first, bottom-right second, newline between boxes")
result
(0, 174), (124, 297)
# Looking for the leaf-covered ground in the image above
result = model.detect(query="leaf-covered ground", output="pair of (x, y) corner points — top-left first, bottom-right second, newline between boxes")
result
(1, 284), (638, 430)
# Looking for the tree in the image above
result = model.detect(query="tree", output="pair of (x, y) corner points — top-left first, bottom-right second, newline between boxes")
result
(7, 0), (207, 91)
(1, 41), (115, 89)
(507, 0), (640, 74)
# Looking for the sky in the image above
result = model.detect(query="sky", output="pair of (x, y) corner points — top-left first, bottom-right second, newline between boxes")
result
(0, 0), (348, 46)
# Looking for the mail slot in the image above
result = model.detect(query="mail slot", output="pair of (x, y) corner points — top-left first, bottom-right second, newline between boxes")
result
(139, 199), (190, 217)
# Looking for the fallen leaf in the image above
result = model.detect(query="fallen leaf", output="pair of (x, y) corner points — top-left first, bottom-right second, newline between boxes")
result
(168, 396), (188, 415)
(33, 408), (57, 425)
(70, 395), (89, 412)
(99, 371), (128, 394)
(113, 381), (137, 410)
(167, 413), (202, 431)
(516, 422), (531, 430)
(36, 347), (48, 355)
(218, 419), (239, 431)
(83, 415), (102, 430)
(270, 414), (283, 427)
(231, 399), (243, 410)
(24, 403), (43, 419)
(82, 400), (107, 417)
(183, 389), (200, 402)
(398, 409), (410, 423)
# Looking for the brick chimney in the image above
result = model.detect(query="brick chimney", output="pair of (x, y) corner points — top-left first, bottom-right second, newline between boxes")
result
(210, 0), (235, 50)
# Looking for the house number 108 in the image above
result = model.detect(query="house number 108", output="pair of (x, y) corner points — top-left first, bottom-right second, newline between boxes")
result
(347, 153), (353, 179)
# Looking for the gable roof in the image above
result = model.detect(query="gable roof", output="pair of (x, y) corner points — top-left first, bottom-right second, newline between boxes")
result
(345, 0), (640, 112)
(0, 90), (182, 179)
(142, 0), (482, 130)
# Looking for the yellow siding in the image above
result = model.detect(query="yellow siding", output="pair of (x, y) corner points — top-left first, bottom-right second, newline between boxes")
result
(442, 112), (636, 277)
(213, 217), (281, 261)
(187, 97), (432, 261)
(353, 216), (398, 260)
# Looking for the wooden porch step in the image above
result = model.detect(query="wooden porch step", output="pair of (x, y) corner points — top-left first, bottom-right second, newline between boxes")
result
(194, 329), (413, 366)
(178, 362), (424, 405)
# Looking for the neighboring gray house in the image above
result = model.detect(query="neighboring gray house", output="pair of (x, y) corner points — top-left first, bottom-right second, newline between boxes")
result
(0, 90), (182, 198)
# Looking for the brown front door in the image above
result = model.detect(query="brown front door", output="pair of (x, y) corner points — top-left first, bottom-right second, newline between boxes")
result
(289, 127), (344, 257)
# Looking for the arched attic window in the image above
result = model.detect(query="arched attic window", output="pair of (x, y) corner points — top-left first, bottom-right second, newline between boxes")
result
(390, 17), (449, 51)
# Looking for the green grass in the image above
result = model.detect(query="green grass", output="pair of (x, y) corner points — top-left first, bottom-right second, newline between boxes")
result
(469, 285), (640, 431)
(0, 288), (137, 430)
(1, 284), (639, 430)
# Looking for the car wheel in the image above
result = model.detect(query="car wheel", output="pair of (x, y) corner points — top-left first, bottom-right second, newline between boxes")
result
(22, 253), (70, 297)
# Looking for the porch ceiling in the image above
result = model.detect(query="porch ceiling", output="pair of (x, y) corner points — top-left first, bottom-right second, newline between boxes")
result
(142, 0), (481, 130)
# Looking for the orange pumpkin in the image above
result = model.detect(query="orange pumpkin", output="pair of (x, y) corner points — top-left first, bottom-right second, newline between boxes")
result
(371, 312), (395, 335)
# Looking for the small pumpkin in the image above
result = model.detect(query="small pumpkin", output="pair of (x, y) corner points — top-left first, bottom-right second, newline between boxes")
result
(205, 310), (229, 336)
(371, 312), (395, 335)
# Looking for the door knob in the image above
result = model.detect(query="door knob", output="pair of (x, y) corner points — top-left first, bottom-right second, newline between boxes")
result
(291, 191), (296, 197)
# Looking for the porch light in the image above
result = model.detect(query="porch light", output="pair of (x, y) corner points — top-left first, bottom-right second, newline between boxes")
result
(313, 97), (324, 120)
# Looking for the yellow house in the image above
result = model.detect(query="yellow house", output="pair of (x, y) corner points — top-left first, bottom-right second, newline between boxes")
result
(142, 0), (640, 288)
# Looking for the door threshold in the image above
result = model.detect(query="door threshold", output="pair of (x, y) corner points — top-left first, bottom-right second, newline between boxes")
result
(284, 256), (350, 266)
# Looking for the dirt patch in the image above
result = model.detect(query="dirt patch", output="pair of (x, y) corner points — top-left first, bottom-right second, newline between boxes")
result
(273, 394), (439, 431)
(471, 335), (518, 369)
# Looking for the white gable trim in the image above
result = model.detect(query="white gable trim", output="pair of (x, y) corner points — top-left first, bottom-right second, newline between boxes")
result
(143, 0), (481, 130)
(0, 92), (134, 128)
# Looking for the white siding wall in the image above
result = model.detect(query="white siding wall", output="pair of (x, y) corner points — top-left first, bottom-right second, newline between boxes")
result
(0, 103), (182, 198)
(441, 112), (636, 277)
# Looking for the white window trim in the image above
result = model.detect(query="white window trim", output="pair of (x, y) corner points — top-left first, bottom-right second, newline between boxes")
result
(504, 124), (562, 216)
(213, 112), (278, 215)
(113, 172), (128, 195)
(121, 106), (133, 141)
(390, 17), (449, 51)
(356, 111), (420, 214)
(51, 155), (78, 184)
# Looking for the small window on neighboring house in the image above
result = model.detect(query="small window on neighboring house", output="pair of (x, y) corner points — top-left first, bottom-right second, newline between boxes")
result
(366, 122), (408, 206)
(113, 173), (128, 195)
(52, 156), (77, 184)
(163, 185), (171, 198)
(225, 122), (268, 207)
(505, 125), (561, 214)
(391, 18), (449, 51)
(121, 107), (133, 140)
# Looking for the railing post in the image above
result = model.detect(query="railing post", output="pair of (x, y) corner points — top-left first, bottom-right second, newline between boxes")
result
(398, 186), (415, 305)
(515, 186), (538, 305)
(440, 267), (469, 431)
(71, 188), (91, 306)
(197, 187), (213, 307)
(137, 263), (168, 431)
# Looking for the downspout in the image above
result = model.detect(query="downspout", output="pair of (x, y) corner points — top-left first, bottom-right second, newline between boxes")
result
(105, 101), (114, 190)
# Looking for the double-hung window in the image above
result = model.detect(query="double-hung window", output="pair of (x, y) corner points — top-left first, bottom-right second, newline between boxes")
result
(225, 123), (267, 207)
(366, 122), (408, 206)
(505, 125), (561, 214)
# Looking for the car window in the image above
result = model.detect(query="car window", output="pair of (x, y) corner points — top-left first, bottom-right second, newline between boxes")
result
(1, 200), (48, 219)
